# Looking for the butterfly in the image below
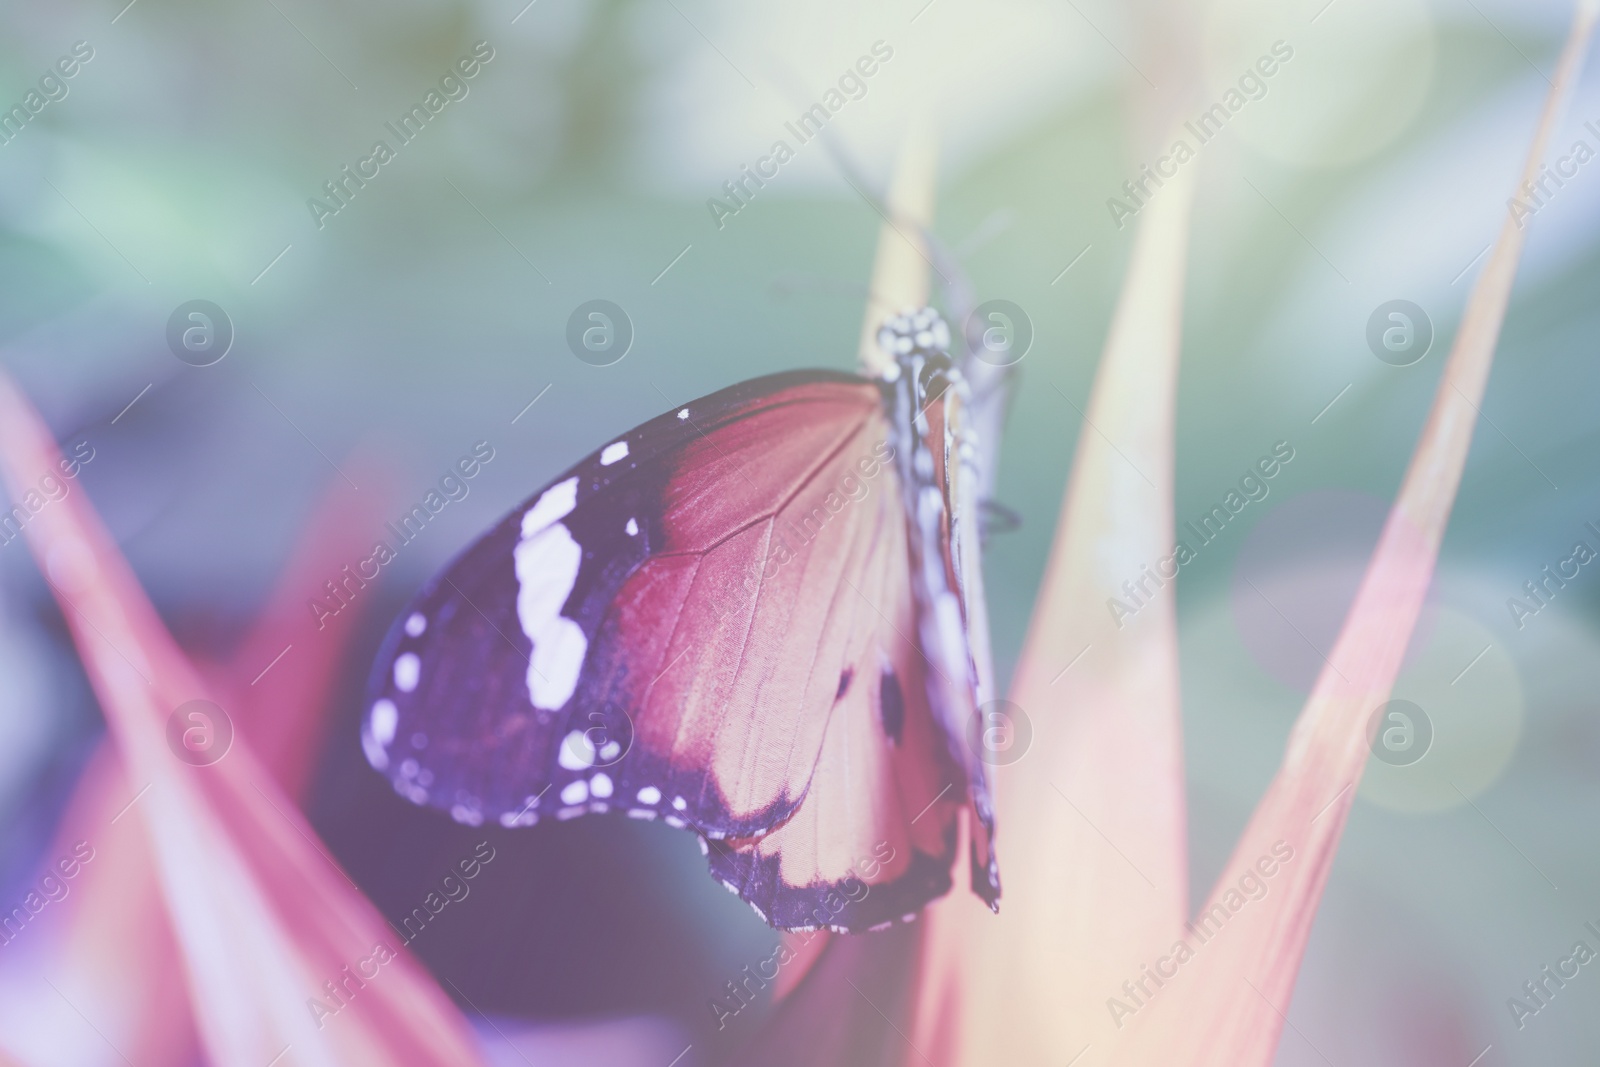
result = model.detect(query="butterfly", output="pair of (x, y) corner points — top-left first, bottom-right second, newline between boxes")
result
(361, 307), (1000, 933)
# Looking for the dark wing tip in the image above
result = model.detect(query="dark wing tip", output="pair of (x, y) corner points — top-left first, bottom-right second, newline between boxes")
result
(706, 838), (958, 934)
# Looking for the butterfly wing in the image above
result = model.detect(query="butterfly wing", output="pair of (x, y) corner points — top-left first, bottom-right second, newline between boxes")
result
(363, 370), (965, 927)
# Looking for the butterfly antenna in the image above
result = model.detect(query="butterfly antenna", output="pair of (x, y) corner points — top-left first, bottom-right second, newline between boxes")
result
(811, 122), (1016, 502)
(760, 70), (1016, 400)
(807, 122), (976, 336)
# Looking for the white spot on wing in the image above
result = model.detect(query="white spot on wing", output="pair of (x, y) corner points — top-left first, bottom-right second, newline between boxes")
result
(529, 617), (587, 710)
(677, 408), (689, 420)
(362, 699), (398, 770)
(672, 795), (687, 811)
(625, 517), (638, 537)
(361, 734), (388, 770)
(405, 612), (426, 637)
(600, 440), (629, 465)
(558, 730), (596, 770)
(513, 522), (588, 710)
(521, 476), (578, 537)
(590, 772), (613, 798)
(598, 739), (621, 762)
(637, 786), (661, 805)
(370, 700), (397, 746)
(560, 780), (589, 805)
(393, 653), (420, 693)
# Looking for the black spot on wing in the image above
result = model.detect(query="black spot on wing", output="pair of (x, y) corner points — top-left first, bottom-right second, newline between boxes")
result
(835, 667), (853, 701)
(879, 669), (904, 745)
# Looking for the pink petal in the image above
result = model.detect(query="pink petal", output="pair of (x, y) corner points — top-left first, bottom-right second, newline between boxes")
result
(729, 923), (925, 1067)
(771, 930), (831, 1003)
(0, 742), (197, 1067)
(0, 371), (488, 1067)
(203, 453), (396, 793)
(0, 465), (397, 1066)
(1108, 5), (1600, 1063)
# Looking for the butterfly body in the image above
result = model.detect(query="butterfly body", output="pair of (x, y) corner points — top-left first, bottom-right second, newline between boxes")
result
(364, 310), (999, 931)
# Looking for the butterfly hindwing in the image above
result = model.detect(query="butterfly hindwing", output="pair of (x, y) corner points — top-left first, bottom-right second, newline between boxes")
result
(703, 430), (968, 931)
